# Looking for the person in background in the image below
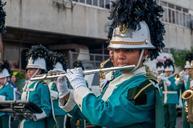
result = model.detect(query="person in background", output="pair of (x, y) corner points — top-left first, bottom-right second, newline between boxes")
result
(161, 59), (178, 128)
(46, 52), (67, 128)
(0, 61), (14, 128)
(180, 53), (193, 128)
(11, 70), (25, 95)
(57, 0), (165, 127)
(19, 45), (51, 128)
(156, 61), (164, 76)
(156, 60), (165, 87)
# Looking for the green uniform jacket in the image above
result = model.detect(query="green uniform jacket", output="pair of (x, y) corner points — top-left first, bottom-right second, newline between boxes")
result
(48, 81), (66, 116)
(0, 82), (14, 116)
(20, 81), (51, 128)
(62, 67), (164, 128)
(162, 76), (179, 104)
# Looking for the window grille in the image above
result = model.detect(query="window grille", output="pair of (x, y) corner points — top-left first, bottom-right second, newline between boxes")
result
(72, 0), (111, 9)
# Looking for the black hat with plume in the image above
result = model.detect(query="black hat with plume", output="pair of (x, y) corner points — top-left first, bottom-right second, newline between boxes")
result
(108, 0), (165, 60)
(164, 58), (174, 72)
(26, 44), (49, 71)
(49, 52), (67, 72)
(184, 52), (193, 69)
(0, 60), (11, 78)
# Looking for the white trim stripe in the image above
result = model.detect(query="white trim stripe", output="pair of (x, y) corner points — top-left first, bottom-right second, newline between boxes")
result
(163, 91), (177, 94)
(102, 73), (132, 101)
(61, 91), (76, 112)
(74, 86), (92, 110)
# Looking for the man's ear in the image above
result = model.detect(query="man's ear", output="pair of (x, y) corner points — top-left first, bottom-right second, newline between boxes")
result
(144, 50), (150, 57)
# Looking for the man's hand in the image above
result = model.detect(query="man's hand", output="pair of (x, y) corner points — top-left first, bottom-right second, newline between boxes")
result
(66, 68), (87, 89)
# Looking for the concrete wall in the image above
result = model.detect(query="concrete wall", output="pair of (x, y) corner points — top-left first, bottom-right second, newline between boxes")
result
(5, 0), (109, 39)
(164, 23), (192, 50)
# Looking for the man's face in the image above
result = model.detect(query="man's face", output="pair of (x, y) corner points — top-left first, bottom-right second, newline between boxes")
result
(112, 49), (141, 67)
(185, 68), (191, 74)
(0, 77), (6, 86)
(26, 68), (40, 79)
(157, 70), (164, 75)
(188, 68), (193, 78)
(165, 71), (172, 77)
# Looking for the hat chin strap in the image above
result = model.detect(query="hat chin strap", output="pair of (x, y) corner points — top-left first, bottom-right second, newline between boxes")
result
(31, 69), (40, 80)
(132, 49), (145, 72)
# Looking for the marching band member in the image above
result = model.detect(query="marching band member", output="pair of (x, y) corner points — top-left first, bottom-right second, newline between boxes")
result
(19, 45), (51, 128)
(161, 59), (179, 128)
(156, 61), (164, 76)
(156, 60), (165, 86)
(46, 52), (67, 128)
(57, 0), (165, 127)
(0, 61), (14, 128)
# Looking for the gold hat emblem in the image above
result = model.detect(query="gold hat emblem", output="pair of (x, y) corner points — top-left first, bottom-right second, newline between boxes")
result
(119, 24), (128, 34)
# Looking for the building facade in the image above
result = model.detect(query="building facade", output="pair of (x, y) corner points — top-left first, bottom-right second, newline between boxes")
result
(2, 0), (193, 69)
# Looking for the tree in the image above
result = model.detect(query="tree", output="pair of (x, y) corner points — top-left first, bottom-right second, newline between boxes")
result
(171, 48), (191, 69)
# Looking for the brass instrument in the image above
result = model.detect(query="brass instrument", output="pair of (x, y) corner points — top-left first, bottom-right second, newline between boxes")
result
(30, 65), (135, 81)
(181, 89), (193, 123)
(99, 58), (112, 80)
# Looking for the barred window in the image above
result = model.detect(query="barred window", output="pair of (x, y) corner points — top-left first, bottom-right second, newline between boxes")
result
(72, 0), (111, 9)
(161, 1), (192, 28)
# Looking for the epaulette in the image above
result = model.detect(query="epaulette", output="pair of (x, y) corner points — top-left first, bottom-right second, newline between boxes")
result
(127, 79), (155, 105)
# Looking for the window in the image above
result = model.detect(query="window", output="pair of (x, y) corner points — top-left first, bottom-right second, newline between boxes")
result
(105, 0), (110, 9)
(99, 0), (105, 8)
(73, 0), (110, 9)
(161, 2), (192, 28)
(79, 0), (85, 3)
(86, 0), (92, 5)
(93, 0), (98, 6)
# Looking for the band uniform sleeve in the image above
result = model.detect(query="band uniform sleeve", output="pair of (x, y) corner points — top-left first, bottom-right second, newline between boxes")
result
(73, 76), (155, 127)
(35, 83), (51, 119)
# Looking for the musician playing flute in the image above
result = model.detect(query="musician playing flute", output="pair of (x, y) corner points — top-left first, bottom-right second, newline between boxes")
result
(46, 52), (67, 128)
(57, 0), (165, 127)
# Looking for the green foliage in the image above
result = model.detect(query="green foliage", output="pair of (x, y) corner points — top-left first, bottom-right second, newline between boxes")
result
(11, 70), (25, 79)
(0, 0), (6, 33)
(171, 48), (191, 69)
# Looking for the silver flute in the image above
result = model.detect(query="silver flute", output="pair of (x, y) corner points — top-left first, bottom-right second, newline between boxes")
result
(30, 65), (135, 81)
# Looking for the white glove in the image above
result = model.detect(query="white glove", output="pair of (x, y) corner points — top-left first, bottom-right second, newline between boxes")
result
(65, 68), (87, 89)
(56, 76), (70, 98)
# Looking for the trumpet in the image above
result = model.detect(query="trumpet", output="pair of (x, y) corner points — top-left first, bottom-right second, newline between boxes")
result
(30, 65), (135, 81)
